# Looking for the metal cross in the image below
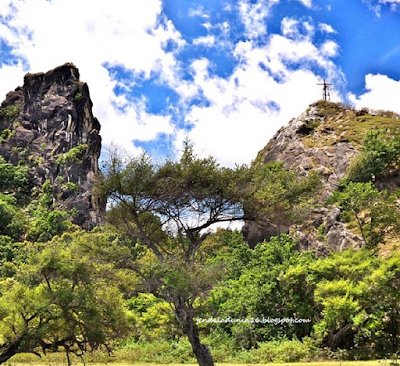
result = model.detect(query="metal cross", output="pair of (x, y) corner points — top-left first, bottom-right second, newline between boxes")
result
(317, 79), (332, 101)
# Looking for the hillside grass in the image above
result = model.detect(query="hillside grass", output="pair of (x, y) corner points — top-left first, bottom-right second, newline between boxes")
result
(4, 348), (393, 366)
(303, 108), (400, 149)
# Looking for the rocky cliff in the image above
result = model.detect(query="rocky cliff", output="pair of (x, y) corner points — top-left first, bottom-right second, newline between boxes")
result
(0, 63), (104, 228)
(243, 100), (398, 254)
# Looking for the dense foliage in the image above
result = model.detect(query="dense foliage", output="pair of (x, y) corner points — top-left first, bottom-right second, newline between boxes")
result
(0, 230), (130, 364)
(1, 122), (400, 365)
(346, 129), (400, 183)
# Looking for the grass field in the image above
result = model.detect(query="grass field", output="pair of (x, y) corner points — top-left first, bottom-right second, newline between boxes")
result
(1, 362), (391, 366)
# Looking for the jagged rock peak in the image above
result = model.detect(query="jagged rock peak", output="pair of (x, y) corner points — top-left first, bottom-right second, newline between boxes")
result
(24, 62), (80, 89)
(0, 63), (104, 229)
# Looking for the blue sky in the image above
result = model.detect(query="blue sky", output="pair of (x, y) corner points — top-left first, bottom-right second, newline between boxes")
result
(1, 0), (400, 166)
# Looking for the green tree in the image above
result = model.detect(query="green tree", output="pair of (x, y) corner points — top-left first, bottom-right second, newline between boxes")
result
(346, 129), (400, 183)
(95, 143), (250, 366)
(363, 253), (400, 356)
(26, 209), (72, 242)
(249, 161), (321, 242)
(331, 182), (399, 248)
(205, 235), (317, 348)
(0, 156), (29, 200)
(0, 230), (130, 365)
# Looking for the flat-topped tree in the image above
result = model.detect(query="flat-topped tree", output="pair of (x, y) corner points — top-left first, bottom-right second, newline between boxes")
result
(96, 142), (250, 366)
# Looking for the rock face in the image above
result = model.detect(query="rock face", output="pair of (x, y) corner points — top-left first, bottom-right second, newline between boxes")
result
(0, 63), (104, 228)
(243, 101), (364, 254)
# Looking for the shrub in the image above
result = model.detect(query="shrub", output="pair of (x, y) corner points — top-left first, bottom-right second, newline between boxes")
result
(56, 144), (87, 165)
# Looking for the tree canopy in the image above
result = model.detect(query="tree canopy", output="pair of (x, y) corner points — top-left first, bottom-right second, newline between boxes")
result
(0, 230), (130, 365)
(95, 142), (252, 366)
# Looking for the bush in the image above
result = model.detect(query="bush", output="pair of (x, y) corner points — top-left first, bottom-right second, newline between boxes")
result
(255, 338), (316, 363)
(346, 129), (400, 183)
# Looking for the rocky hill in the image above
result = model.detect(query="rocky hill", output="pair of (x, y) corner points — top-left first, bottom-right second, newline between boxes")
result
(244, 100), (400, 255)
(0, 63), (104, 228)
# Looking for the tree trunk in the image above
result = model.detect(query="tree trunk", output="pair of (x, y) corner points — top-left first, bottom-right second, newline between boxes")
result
(0, 337), (23, 364)
(174, 301), (214, 366)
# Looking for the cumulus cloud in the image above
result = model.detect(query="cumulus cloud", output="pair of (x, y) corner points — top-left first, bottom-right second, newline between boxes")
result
(281, 17), (314, 39)
(184, 18), (342, 166)
(238, 0), (278, 38)
(321, 40), (339, 57)
(348, 74), (400, 113)
(294, 0), (313, 7)
(0, 0), (183, 155)
(0, 0), (343, 167)
(0, 62), (25, 101)
(188, 6), (210, 18)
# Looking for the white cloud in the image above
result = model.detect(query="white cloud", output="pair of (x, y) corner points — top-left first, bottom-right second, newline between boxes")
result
(321, 40), (339, 57)
(193, 35), (216, 47)
(188, 6), (210, 18)
(238, 0), (279, 39)
(348, 74), (400, 113)
(363, 0), (400, 15)
(184, 19), (342, 166)
(294, 0), (313, 7)
(0, 0), (183, 155)
(0, 62), (25, 101)
(281, 17), (314, 40)
(377, 0), (400, 3)
(319, 23), (337, 33)
(0, 0), (343, 168)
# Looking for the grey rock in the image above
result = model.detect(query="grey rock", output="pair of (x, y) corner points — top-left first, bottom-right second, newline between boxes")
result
(0, 63), (104, 229)
(244, 102), (364, 251)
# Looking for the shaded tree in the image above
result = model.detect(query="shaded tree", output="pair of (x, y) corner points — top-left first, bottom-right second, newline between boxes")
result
(0, 231), (129, 365)
(95, 143), (250, 366)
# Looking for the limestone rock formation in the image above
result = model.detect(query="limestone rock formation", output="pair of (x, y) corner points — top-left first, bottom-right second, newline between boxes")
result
(0, 63), (104, 228)
(243, 101), (365, 253)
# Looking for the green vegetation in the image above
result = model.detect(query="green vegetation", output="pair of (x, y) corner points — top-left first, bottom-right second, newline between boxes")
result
(0, 361), (387, 366)
(0, 231), (130, 365)
(96, 142), (250, 366)
(61, 181), (78, 191)
(302, 102), (400, 149)
(314, 100), (351, 118)
(56, 144), (87, 165)
(330, 182), (399, 249)
(0, 104), (19, 122)
(346, 129), (400, 183)
(0, 128), (15, 142)
(73, 91), (83, 102)
(249, 161), (321, 241)
(1, 110), (400, 366)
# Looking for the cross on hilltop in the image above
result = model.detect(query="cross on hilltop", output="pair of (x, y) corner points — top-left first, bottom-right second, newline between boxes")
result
(317, 79), (332, 101)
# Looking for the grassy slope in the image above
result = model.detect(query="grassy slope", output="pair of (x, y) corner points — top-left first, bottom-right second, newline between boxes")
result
(302, 105), (400, 150)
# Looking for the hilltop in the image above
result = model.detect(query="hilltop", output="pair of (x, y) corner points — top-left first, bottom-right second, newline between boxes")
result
(244, 100), (400, 255)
